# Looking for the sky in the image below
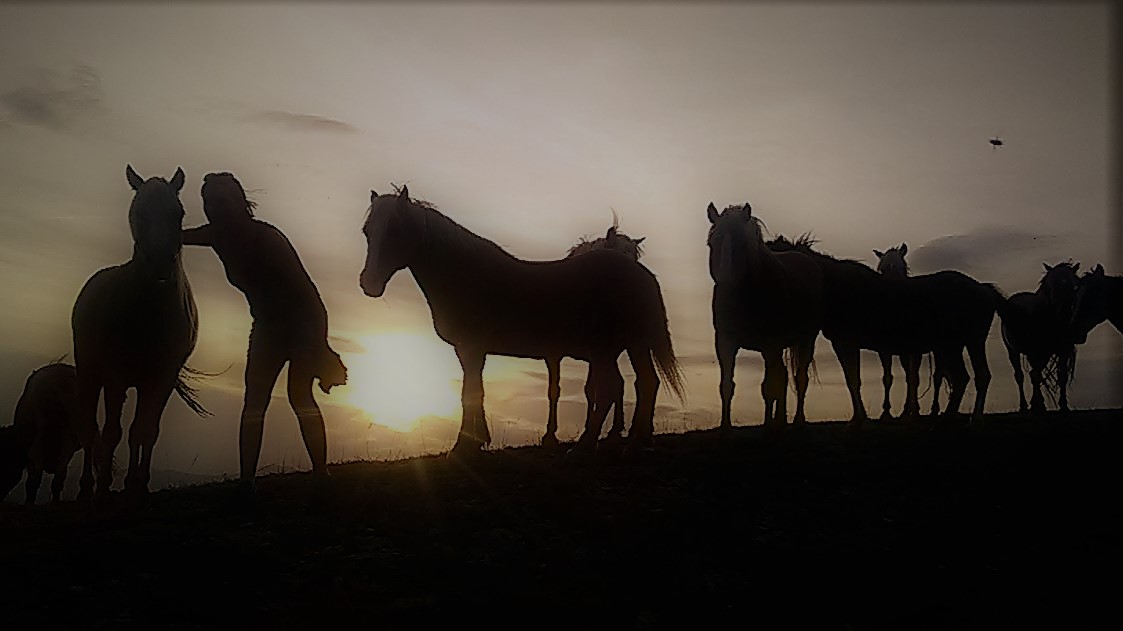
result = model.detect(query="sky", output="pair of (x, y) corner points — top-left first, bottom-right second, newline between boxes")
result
(0, 3), (1117, 484)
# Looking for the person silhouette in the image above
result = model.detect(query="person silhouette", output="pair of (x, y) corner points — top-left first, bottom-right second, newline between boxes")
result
(183, 172), (346, 495)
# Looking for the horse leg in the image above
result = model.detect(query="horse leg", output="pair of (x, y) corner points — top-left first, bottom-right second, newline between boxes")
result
(831, 341), (867, 425)
(50, 463), (69, 503)
(716, 333), (737, 433)
(1057, 350), (1072, 413)
(96, 385), (127, 499)
(792, 338), (814, 425)
(24, 467), (43, 506)
(966, 339), (991, 424)
(930, 354), (943, 417)
(941, 350), (969, 419)
(75, 375), (100, 501)
(901, 354), (921, 420)
(762, 349), (786, 427)
(1028, 356), (1046, 415)
(542, 357), (561, 447)
(1007, 346), (1028, 414)
(878, 352), (894, 420)
(125, 381), (174, 497)
(608, 361), (626, 440)
(625, 347), (658, 448)
(452, 347), (489, 454)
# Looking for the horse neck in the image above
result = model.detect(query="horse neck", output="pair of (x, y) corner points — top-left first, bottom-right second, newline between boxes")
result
(742, 233), (785, 285)
(407, 210), (515, 300)
(1106, 275), (1123, 328)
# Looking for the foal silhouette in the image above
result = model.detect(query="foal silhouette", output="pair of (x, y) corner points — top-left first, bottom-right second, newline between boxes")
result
(71, 165), (204, 499)
(0, 362), (80, 504)
(538, 225), (647, 447)
(360, 186), (683, 455)
(1002, 262), (1080, 414)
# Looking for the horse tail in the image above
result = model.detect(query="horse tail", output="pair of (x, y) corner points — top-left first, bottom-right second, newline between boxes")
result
(984, 283), (1015, 322)
(175, 365), (214, 417)
(649, 290), (686, 402)
(783, 346), (820, 392)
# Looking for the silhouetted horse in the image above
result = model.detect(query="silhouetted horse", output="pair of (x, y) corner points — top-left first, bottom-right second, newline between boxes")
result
(1001, 262), (1080, 414)
(1072, 264), (1122, 342)
(0, 362), (80, 505)
(872, 244), (930, 419)
(707, 203), (822, 429)
(360, 187), (683, 454)
(792, 239), (1001, 424)
(539, 225), (646, 447)
(71, 165), (205, 499)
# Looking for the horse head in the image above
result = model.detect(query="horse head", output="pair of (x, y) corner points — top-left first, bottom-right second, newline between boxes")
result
(361, 185), (418, 298)
(874, 243), (909, 278)
(706, 201), (759, 285)
(125, 164), (186, 281)
(1071, 263), (1106, 344)
(1040, 261), (1080, 323)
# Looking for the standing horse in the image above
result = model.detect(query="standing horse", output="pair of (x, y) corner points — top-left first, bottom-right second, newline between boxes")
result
(872, 244), (929, 419)
(1001, 262), (1080, 414)
(0, 362), (80, 505)
(71, 165), (205, 499)
(1071, 264), (1122, 342)
(706, 203), (822, 430)
(540, 225), (646, 447)
(792, 239), (1001, 425)
(360, 186), (683, 454)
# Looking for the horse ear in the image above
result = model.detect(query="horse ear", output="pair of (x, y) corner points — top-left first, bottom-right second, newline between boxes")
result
(1043, 262), (1053, 272)
(635, 236), (645, 245)
(370, 190), (378, 204)
(707, 202), (719, 224)
(873, 249), (884, 259)
(1094, 264), (1104, 276)
(1073, 263), (1080, 273)
(125, 164), (144, 191)
(169, 167), (185, 192)
(398, 185), (409, 199)
(605, 226), (617, 245)
(900, 243), (907, 256)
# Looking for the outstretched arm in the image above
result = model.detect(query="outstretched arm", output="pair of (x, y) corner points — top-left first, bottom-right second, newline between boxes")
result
(182, 224), (215, 247)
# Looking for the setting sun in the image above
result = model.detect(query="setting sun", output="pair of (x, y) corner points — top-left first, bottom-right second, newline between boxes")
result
(338, 332), (462, 432)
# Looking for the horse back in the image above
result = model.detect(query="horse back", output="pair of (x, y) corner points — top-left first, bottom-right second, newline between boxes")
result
(427, 249), (665, 358)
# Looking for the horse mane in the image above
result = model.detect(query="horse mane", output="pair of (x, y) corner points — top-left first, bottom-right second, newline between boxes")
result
(374, 186), (516, 262)
(566, 229), (645, 259)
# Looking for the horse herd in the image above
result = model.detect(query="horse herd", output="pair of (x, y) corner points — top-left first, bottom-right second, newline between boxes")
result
(2, 167), (1120, 505)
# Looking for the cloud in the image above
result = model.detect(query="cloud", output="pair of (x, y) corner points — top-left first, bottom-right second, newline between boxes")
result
(907, 227), (1088, 292)
(0, 65), (103, 130)
(247, 110), (358, 134)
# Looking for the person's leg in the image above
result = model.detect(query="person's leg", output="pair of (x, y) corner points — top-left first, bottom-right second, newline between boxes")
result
(288, 354), (328, 476)
(241, 332), (286, 487)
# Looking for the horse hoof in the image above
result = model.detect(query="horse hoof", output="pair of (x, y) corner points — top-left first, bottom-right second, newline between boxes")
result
(448, 440), (484, 458)
(878, 411), (893, 422)
(565, 440), (597, 461)
(540, 434), (560, 449)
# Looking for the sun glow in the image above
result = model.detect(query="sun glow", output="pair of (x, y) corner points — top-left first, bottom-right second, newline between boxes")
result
(338, 332), (462, 432)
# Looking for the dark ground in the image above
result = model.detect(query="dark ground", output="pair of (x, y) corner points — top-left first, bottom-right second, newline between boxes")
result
(2, 410), (1121, 630)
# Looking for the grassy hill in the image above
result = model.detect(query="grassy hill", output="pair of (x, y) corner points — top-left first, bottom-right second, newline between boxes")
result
(2, 410), (1121, 629)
